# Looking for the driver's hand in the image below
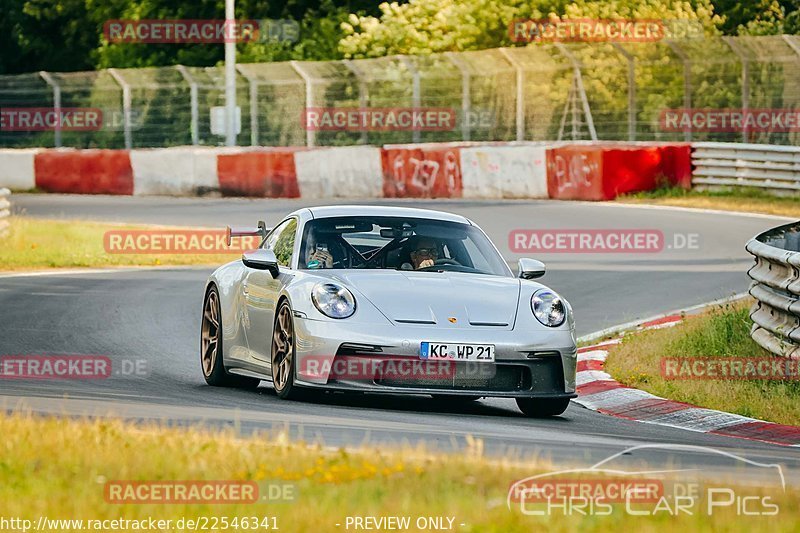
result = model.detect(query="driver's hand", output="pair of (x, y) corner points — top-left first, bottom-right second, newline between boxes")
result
(418, 259), (435, 269)
(310, 250), (333, 268)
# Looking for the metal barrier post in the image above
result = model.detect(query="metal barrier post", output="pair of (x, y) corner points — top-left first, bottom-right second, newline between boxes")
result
(176, 65), (199, 146)
(398, 56), (421, 143)
(108, 68), (133, 149)
(666, 40), (692, 142)
(236, 65), (260, 146)
(724, 37), (750, 143)
(498, 48), (525, 141)
(290, 61), (315, 147)
(446, 52), (471, 142)
(39, 71), (62, 148)
(343, 59), (368, 145)
(612, 44), (636, 141)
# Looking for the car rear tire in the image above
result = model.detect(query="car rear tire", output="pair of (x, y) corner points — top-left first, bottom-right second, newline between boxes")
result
(516, 397), (570, 417)
(201, 285), (261, 389)
(271, 299), (304, 400)
(431, 394), (481, 403)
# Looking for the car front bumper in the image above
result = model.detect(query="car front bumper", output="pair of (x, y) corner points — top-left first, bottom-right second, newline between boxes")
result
(291, 315), (577, 399)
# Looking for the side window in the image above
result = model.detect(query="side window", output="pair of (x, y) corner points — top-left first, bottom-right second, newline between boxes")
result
(264, 219), (297, 267)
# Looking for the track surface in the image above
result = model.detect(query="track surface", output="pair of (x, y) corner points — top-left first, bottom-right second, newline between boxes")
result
(4, 195), (798, 483)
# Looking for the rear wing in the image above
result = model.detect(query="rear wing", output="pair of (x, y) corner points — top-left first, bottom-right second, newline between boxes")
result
(226, 220), (269, 246)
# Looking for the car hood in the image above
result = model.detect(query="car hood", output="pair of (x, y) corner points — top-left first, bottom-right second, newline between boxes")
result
(329, 270), (521, 329)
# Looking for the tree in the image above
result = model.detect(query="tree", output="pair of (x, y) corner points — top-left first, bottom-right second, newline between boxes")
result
(339, 0), (724, 58)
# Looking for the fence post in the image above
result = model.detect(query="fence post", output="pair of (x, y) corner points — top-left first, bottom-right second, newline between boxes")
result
(555, 44), (597, 141)
(398, 55), (421, 143)
(343, 59), (368, 145)
(290, 61), (315, 148)
(236, 65), (260, 146)
(176, 65), (199, 146)
(498, 48), (525, 141)
(445, 52), (471, 142)
(723, 36), (749, 143)
(612, 44), (636, 141)
(666, 40), (692, 142)
(39, 71), (62, 148)
(108, 68), (132, 149)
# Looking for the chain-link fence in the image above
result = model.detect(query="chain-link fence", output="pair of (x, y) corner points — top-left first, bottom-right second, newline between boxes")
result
(3, 35), (800, 148)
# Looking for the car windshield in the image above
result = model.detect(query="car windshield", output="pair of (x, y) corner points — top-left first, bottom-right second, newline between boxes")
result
(299, 216), (511, 277)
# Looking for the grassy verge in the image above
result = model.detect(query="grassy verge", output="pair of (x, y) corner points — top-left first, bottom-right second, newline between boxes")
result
(604, 301), (800, 426)
(0, 412), (797, 532)
(617, 186), (800, 218)
(0, 216), (243, 270)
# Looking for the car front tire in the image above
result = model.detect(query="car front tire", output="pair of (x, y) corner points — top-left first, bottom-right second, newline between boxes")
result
(271, 299), (305, 400)
(516, 397), (571, 417)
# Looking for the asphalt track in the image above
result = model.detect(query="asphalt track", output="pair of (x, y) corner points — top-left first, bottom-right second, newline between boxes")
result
(3, 194), (799, 484)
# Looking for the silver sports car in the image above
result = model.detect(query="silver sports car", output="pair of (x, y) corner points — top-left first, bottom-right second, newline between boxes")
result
(201, 205), (577, 417)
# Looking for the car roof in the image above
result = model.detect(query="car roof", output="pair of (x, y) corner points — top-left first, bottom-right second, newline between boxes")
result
(302, 205), (472, 225)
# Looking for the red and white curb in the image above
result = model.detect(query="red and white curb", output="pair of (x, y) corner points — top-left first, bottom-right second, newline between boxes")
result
(575, 315), (800, 447)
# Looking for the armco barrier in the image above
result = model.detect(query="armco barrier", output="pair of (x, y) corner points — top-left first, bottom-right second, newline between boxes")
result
(0, 149), (38, 190)
(34, 149), (133, 195)
(130, 147), (221, 196)
(0, 141), (698, 199)
(692, 142), (800, 194)
(746, 223), (800, 359)
(381, 143), (463, 198)
(460, 144), (549, 199)
(217, 148), (303, 198)
(546, 143), (692, 200)
(295, 146), (382, 198)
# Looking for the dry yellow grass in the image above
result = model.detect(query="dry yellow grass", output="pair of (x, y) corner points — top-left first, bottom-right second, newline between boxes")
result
(617, 188), (800, 218)
(1, 412), (798, 532)
(604, 301), (800, 426)
(0, 216), (247, 270)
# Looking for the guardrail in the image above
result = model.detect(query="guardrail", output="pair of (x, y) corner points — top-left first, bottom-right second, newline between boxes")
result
(692, 142), (800, 194)
(0, 188), (9, 237)
(746, 222), (800, 359)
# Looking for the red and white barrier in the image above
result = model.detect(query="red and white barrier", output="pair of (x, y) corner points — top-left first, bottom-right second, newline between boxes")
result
(381, 143), (464, 198)
(0, 141), (694, 200)
(130, 147), (220, 196)
(217, 148), (303, 198)
(460, 144), (548, 198)
(0, 149), (38, 190)
(35, 149), (133, 195)
(546, 143), (692, 201)
(295, 146), (382, 198)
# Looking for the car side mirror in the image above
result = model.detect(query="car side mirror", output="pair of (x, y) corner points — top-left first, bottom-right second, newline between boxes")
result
(518, 258), (546, 280)
(242, 249), (280, 278)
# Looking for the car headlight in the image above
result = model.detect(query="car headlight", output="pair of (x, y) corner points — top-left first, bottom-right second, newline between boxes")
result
(312, 283), (356, 319)
(531, 289), (566, 327)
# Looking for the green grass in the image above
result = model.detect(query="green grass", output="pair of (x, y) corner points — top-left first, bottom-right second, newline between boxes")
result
(605, 301), (800, 426)
(1, 412), (798, 532)
(617, 186), (800, 218)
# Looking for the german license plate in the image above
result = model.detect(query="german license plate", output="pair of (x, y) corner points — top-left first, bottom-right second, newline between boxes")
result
(420, 342), (495, 362)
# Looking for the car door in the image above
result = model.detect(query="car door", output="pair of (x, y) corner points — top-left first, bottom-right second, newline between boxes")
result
(242, 217), (298, 363)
